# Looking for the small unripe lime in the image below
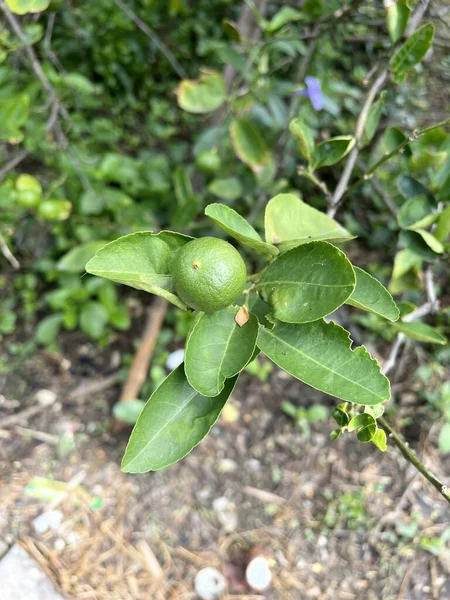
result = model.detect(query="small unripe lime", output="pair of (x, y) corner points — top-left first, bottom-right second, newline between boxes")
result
(38, 199), (72, 221)
(172, 237), (247, 312)
(195, 151), (221, 175)
(17, 190), (40, 209)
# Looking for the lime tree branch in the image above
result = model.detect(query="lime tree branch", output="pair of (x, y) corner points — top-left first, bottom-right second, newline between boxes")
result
(379, 416), (450, 504)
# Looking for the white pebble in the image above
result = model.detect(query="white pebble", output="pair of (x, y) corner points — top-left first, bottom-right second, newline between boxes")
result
(246, 556), (272, 592)
(33, 510), (63, 534)
(194, 567), (226, 600)
(35, 389), (57, 406)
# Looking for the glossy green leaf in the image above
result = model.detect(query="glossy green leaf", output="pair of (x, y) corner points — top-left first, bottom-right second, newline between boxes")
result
(205, 203), (278, 257)
(348, 413), (376, 432)
(396, 301), (416, 318)
(264, 194), (354, 251)
(5, 0), (50, 15)
(382, 126), (412, 156)
(365, 91), (386, 142)
(208, 177), (243, 201)
(289, 117), (314, 162)
(435, 204), (450, 242)
(386, 0), (411, 43)
(311, 136), (355, 170)
(176, 71), (225, 114)
(357, 423), (377, 443)
(391, 321), (447, 345)
(372, 428), (387, 451)
(267, 7), (303, 32)
(57, 241), (108, 273)
(347, 267), (399, 322)
(229, 118), (270, 173)
(86, 231), (192, 309)
(122, 365), (238, 472)
(185, 306), (258, 397)
(256, 242), (355, 323)
(391, 23), (435, 82)
(113, 400), (146, 425)
(257, 320), (390, 405)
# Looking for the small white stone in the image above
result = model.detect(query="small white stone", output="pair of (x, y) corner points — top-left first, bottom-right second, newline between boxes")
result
(212, 497), (238, 532)
(35, 389), (57, 406)
(166, 349), (185, 371)
(33, 510), (63, 534)
(246, 556), (272, 592)
(194, 567), (226, 600)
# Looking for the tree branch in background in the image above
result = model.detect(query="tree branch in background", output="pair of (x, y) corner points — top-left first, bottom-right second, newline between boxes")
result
(0, 149), (30, 182)
(111, 298), (168, 434)
(328, 69), (388, 217)
(113, 0), (187, 79)
(0, 232), (20, 269)
(379, 416), (450, 504)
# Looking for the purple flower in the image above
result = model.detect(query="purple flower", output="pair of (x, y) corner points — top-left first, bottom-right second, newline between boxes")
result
(294, 76), (324, 111)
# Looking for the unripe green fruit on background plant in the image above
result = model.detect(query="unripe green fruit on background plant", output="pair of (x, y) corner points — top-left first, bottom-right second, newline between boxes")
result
(195, 150), (221, 175)
(17, 190), (41, 209)
(38, 200), (72, 221)
(172, 237), (247, 312)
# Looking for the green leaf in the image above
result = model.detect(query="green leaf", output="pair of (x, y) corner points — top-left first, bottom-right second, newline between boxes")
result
(185, 306), (258, 397)
(289, 118), (314, 162)
(365, 92), (386, 142)
(0, 94), (29, 140)
(5, 0), (50, 15)
(396, 301), (416, 318)
(113, 400), (146, 425)
(256, 242), (355, 323)
(257, 320), (390, 405)
(397, 175), (436, 204)
(208, 177), (243, 201)
(372, 428), (387, 451)
(205, 203), (278, 257)
(347, 267), (399, 322)
(79, 302), (109, 339)
(391, 321), (447, 345)
(311, 136), (355, 170)
(390, 23), (435, 82)
(229, 118), (270, 173)
(35, 314), (63, 345)
(438, 423), (450, 454)
(357, 423), (377, 443)
(414, 229), (444, 254)
(121, 365), (238, 472)
(386, 0), (411, 44)
(175, 71), (225, 114)
(267, 7), (303, 32)
(85, 231), (192, 309)
(435, 204), (450, 242)
(264, 194), (354, 251)
(399, 230), (440, 261)
(382, 126), (412, 156)
(397, 196), (437, 230)
(348, 413), (376, 432)
(57, 241), (108, 273)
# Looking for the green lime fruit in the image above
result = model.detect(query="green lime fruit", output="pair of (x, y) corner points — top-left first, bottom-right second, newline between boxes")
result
(172, 237), (247, 312)
(195, 151), (221, 175)
(38, 199), (72, 221)
(17, 190), (40, 209)
(16, 174), (42, 196)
